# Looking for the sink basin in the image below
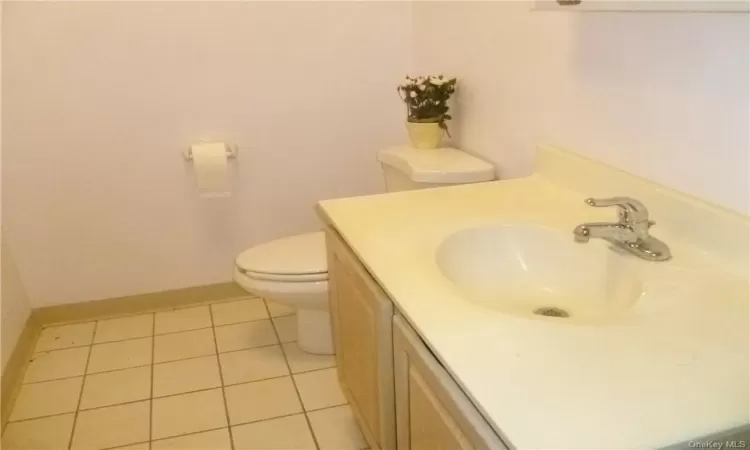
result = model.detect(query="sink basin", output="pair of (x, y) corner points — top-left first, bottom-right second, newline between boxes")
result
(436, 226), (645, 321)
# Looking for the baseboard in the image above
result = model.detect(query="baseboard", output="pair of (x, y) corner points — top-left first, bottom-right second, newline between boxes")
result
(1, 282), (247, 431)
(33, 282), (247, 326)
(1, 315), (42, 429)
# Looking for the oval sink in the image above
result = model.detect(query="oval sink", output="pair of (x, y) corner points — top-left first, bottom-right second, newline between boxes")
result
(436, 226), (645, 322)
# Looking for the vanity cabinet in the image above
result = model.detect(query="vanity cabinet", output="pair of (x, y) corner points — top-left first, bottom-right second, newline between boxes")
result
(393, 315), (508, 450)
(326, 225), (508, 450)
(326, 226), (396, 450)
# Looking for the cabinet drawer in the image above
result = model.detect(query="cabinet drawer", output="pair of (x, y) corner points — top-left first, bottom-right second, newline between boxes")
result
(393, 314), (508, 450)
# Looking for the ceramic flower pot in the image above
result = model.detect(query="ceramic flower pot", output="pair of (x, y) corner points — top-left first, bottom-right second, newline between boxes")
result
(406, 121), (443, 149)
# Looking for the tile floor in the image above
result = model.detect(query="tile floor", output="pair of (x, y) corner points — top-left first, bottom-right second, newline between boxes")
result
(2, 297), (368, 450)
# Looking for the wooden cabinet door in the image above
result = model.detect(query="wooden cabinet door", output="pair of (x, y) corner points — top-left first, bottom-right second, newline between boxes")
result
(326, 226), (395, 450)
(393, 315), (508, 450)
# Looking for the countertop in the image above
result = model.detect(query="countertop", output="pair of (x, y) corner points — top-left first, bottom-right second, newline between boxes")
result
(317, 146), (750, 449)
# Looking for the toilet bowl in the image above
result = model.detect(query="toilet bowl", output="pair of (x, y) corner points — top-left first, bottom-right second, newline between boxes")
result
(233, 232), (334, 354)
(234, 146), (496, 355)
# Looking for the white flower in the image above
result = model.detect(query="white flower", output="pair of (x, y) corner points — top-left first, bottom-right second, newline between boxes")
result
(419, 84), (426, 91)
(430, 76), (445, 86)
(409, 91), (417, 98)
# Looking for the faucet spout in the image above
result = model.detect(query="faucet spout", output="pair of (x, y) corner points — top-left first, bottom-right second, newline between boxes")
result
(572, 197), (672, 261)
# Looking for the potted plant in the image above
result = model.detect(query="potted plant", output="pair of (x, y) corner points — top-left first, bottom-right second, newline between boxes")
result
(397, 75), (457, 149)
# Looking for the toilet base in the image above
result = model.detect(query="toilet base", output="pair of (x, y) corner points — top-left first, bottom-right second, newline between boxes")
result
(296, 309), (334, 355)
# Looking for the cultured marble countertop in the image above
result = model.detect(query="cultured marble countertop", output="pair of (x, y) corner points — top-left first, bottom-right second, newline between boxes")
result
(317, 148), (750, 449)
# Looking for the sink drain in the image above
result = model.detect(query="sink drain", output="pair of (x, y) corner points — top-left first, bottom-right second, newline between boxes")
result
(533, 307), (570, 318)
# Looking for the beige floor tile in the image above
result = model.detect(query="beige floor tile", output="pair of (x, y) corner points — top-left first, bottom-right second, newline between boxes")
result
(265, 299), (295, 317)
(215, 320), (278, 353)
(294, 368), (346, 411)
(219, 345), (289, 385)
(35, 322), (96, 352)
(80, 366), (151, 410)
(272, 315), (298, 343)
(224, 376), (302, 425)
(1, 413), (75, 450)
(152, 428), (231, 450)
(155, 306), (212, 335)
(308, 405), (367, 450)
(24, 346), (89, 383)
(71, 401), (150, 450)
(94, 314), (153, 343)
(153, 355), (221, 397)
(282, 342), (335, 373)
(232, 414), (315, 450)
(154, 328), (215, 363)
(211, 298), (268, 325)
(10, 377), (83, 421)
(87, 337), (152, 374)
(152, 388), (227, 440)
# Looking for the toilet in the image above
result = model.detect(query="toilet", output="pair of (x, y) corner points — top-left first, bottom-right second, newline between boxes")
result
(233, 146), (495, 354)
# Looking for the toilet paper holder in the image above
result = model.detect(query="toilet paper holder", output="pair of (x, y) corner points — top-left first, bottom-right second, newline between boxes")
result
(182, 143), (239, 161)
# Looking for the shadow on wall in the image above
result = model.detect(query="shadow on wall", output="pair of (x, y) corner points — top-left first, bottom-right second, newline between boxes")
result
(1, 236), (33, 372)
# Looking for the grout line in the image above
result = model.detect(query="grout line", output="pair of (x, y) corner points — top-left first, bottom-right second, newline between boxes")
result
(101, 439), (150, 450)
(304, 400), (349, 414)
(22, 362), (152, 386)
(22, 339), (321, 389)
(215, 342), (283, 357)
(149, 312), (156, 443)
(67, 322), (97, 450)
(34, 312), (293, 355)
(39, 295), (260, 330)
(19, 350), (328, 389)
(78, 397), (150, 413)
(223, 373), (291, 389)
(6, 410), (77, 425)
(229, 410), (312, 429)
(208, 307), (236, 450)
(266, 301), (321, 450)
(152, 386), (223, 401)
(148, 425), (229, 446)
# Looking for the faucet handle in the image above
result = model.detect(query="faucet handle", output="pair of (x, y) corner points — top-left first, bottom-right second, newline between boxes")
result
(584, 197), (649, 224)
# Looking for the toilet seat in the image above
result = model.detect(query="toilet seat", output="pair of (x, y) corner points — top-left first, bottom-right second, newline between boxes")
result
(237, 269), (328, 283)
(233, 268), (328, 306)
(236, 231), (327, 278)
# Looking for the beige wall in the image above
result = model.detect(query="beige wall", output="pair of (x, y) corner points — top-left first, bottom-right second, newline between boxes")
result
(413, 2), (749, 214)
(2, 1), (412, 306)
(1, 1), (33, 372)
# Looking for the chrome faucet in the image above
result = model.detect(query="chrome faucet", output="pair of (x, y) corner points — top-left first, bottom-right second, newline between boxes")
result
(573, 197), (672, 261)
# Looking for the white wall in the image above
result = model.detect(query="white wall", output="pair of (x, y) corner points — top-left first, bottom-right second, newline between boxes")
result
(413, 2), (749, 214)
(2, 2), (412, 306)
(1, 1), (33, 372)
(4, 1), (748, 308)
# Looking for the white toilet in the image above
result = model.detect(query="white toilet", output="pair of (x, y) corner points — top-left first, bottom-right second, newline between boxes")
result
(233, 146), (495, 354)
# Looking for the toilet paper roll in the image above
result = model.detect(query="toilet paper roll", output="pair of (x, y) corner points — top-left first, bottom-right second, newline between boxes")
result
(191, 142), (230, 198)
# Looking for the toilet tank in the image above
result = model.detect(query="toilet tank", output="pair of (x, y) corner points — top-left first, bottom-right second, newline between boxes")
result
(377, 146), (495, 192)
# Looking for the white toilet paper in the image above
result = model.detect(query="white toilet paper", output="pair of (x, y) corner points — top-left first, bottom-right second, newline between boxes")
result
(190, 142), (230, 198)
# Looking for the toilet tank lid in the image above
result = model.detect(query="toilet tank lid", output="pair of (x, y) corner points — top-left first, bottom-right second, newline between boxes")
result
(377, 146), (495, 184)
